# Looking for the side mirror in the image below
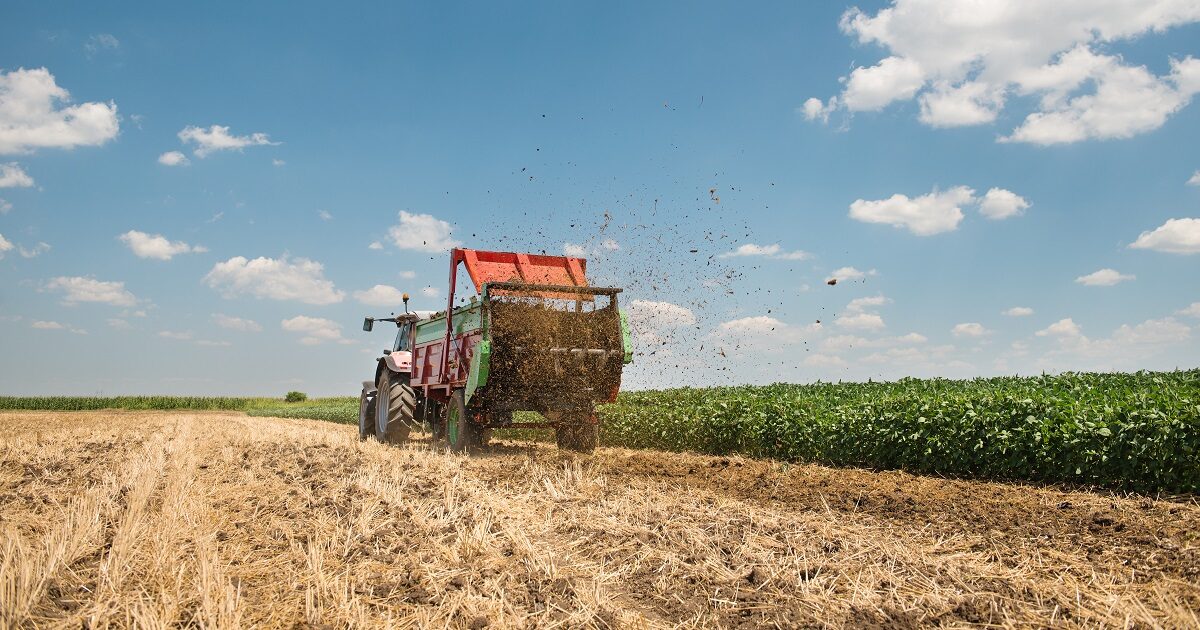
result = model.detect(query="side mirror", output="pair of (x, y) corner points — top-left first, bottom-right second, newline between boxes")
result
(362, 317), (374, 332)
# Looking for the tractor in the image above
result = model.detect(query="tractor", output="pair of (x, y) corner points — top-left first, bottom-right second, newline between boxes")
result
(359, 247), (632, 453)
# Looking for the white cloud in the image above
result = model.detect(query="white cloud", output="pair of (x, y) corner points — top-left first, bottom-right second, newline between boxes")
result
(177, 124), (278, 158)
(1178, 302), (1200, 318)
(1188, 170), (1200, 186)
(211, 313), (262, 332)
(0, 163), (34, 187)
(849, 186), (973, 235)
(420, 286), (441, 299)
(158, 330), (193, 341)
(106, 318), (130, 329)
(118, 230), (206, 260)
(804, 353), (848, 368)
(952, 322), (990, 338)
(563, 243), (587, 257)
(1128, 217), (1200, 254)
(1003, 306), (1034, 317)
(846, 295), (890, 312)
(0, 67), (120, 154)
(397, 270), (416, 280)
(978, 188), (1031, 219)
(281, 315), (351, 345)
(720, 316), (786, 335)
(44, 276), (137, 306)
(0, 232), (11, 258)
(599, 238), (620, 251)
(626, 300), (697, 333)
(827, 266), (877, 282)
(18, 241), (49, 258)
(354, 284), (407, 306)
(157, 151), (189, 166)
(318, 210), (332, 221)
(388, 210), (460, 252)
(835, 312), (886, 331)
(0, 199), (10, 214)
(919, 81), (1005, 127)
(800, 97), (836, 123)
(807, 2), (1200, 144)
(719, 243), (811, 261)
(368, 241), (384, 250)
(272, 158), (285, 166)
(842, 56), (925, 111)
(203, 255), (344, 305)
(31, 320), (85, 334)
(1075, 268), (1135, 286)
(84, 34), (119, 57)
(1037, 318), (1084, 338)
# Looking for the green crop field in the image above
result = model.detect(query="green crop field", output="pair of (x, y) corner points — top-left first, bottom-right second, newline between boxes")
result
(4, 369), (1197, 492)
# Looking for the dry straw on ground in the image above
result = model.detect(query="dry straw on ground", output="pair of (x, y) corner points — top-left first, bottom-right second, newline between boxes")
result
(1, 411), (1197, 628)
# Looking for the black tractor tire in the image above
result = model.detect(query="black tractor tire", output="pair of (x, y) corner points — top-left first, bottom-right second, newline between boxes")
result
(358, 388), (377, 441)
(555, 418), (598, 454)
(443, 389), (477, 453)
(375, 369), (415, 444)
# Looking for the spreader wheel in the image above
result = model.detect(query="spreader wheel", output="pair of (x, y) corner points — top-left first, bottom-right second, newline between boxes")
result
(358, 387), (377, 441)
(443, 389), (477, 453)
(375, 369), (415, 444)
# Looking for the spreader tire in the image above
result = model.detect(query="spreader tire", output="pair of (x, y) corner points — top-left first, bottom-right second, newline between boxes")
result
(358, 388), (377, 441)
(375, 369), (415, 444)
(443, 389), (476, 453)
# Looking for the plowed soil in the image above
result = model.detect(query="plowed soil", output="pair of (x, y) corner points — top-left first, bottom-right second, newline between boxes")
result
(1, 411), (1197, 628)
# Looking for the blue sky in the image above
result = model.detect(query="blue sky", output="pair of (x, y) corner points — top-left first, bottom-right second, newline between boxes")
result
(1, 1), (1198, 395)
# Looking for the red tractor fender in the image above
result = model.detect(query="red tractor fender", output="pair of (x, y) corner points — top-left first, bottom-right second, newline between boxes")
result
(375, 350), (413, 384)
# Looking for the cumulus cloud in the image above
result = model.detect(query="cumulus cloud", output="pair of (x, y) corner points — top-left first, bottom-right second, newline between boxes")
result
(18, 241), (49, 258)
(626, 300), (697, 335)
(804, 353), (848, 368)
(1034, 316), (1191, 366)
(1003, 306), (1034, 317)
(835, 312), (886, 331)
(318, 210), (332, 221)
(177, 124), (278, 158)
(353, 284), (407, 306)
(157, 151), (188, 166)
(44, 276), (137, 306)
(1037, 318), (1084, 338)
(846, 295), (891, 312)
(0, 232), (11, 258)
(1188, 170), (1200, 186)
(0, 199), (10, 214)
(827, 266), (877, 282)
(212, 313), (262, 332)
(849, 186), (973, 235)
(420, 286), (441, 299)
(1075, 268), (1135, 286)
(806, 2), (1200, 144)
(1128, 218), (1200, 254)
(118, 230), (206, 260)
(31, 320), (86, 334)
(0, 162), (34, 187)
(0, 67), (120, 154)
(368, 241), (384, 250)
(979, 188), (1031, 219)
(719, 243), (811, 261)
(388, 211), (460, 252)
(281, 316), (351, 345)
(203, 255), (344, 304)
(397, 270), (417, 280)
(952, 322), (990, 338)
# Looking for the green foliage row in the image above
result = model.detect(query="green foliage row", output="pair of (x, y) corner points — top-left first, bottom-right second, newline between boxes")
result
(3, 370), (1196, 491)
(599, 370), (1200, 493)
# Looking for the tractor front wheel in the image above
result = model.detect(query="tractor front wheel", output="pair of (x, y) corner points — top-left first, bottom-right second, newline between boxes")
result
(375, 369), (415, 444)
(443, 389), (477, 453)
(357, 387), (377, 441)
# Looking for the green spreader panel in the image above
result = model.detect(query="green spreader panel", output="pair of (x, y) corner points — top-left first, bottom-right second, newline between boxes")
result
(414, 304), (484, 345)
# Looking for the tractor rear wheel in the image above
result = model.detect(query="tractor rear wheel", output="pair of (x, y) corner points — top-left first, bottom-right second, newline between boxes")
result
(358, 387), (377, 441)
(375, 369), (415, 444)
(443, 389), (477, 453)
(555, 416), (598, 454)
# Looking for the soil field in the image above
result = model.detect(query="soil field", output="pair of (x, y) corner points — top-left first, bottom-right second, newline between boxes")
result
(1, 411), (1198, 629)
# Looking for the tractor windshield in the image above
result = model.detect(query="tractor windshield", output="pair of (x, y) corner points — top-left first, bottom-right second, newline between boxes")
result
(393, 322), (412, 352)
